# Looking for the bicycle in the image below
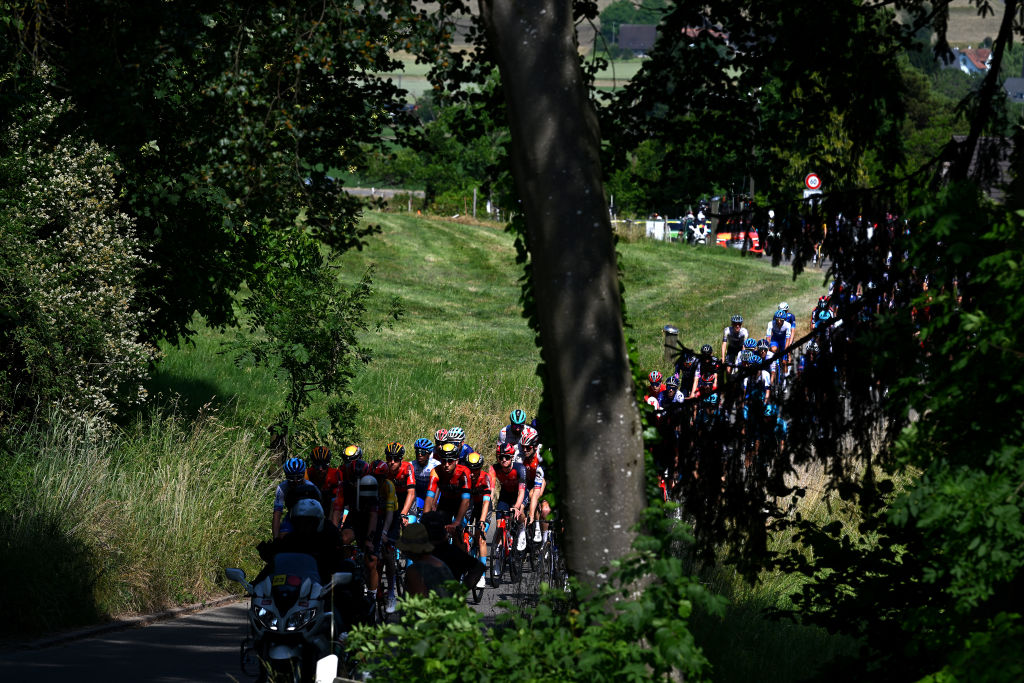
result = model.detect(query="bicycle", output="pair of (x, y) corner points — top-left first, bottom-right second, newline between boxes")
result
(490, 508), (522, 587)
(460, 522), (485, 604)
(538, 521), (569, 593)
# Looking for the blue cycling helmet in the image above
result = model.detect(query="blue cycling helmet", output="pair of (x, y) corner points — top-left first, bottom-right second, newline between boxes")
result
(764, 404), (778, 417)
(743, 338), (757, 350)
(283, 457), (306, 478)
(413, 437), (433, 453)
(774, 310), (787, 320)
(703, 393), (718, 407)
(510, 409), (527, 426)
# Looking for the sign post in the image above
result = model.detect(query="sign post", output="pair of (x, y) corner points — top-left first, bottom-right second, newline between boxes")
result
(803, 172), (822, 200)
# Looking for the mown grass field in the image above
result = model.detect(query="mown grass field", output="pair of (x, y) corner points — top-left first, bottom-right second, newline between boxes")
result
(155, 210), (828, 457)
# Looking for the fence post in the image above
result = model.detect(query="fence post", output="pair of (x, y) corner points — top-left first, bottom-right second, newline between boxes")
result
(663, 325), (679, 363)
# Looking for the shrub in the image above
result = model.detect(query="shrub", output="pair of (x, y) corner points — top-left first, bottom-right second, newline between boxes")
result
(0, 89), (157, 435)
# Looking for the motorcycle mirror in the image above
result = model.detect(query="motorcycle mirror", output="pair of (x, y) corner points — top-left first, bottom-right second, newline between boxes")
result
(225, 568), (253, 593)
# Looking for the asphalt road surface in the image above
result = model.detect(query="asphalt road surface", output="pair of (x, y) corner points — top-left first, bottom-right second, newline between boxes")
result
(0, 602), (251, 683)
(0, 558), (540, 683)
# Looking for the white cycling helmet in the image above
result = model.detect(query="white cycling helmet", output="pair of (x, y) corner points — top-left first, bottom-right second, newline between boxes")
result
(778, 302), (789, 312)
(291, 498), (325, 533)
(354, 475), (378, 512)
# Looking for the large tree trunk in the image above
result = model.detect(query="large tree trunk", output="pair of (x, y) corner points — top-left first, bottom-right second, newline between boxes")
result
(479, 0), (646, 585)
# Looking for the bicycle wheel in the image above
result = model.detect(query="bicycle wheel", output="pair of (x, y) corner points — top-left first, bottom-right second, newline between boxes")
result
(491, 536), (504, 587)
(509, 547), (522, 583)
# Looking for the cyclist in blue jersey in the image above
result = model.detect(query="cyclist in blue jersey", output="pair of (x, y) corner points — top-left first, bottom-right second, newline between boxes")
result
(411, 437), (439, 521)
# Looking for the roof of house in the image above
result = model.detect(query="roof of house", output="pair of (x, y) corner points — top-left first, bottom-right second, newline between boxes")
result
(617, 24), (656, 52)
(959, 47), (991, 71)
(1005, 77), (1024, 101)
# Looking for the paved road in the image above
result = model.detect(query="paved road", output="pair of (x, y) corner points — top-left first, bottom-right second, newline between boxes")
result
(0, 559), (541, 683)
(0, 602), (251, 683)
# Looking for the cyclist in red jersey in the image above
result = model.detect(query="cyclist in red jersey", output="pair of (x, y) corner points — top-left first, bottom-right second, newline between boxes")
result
(383, 441), (416, 526)
(519, 432), (546, 545)
(424, 442), (472, 536)
(465, 451), (492, 587)
(305, 445), (344, 527)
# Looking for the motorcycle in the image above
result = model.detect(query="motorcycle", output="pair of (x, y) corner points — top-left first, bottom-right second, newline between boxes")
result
(225, 552), (357, 683)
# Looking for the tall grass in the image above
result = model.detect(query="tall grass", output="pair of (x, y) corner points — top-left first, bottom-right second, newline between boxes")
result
(1, 404), (274, 636)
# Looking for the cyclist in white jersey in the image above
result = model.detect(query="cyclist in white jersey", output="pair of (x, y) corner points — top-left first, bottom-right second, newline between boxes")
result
(721, 315), (749, 374)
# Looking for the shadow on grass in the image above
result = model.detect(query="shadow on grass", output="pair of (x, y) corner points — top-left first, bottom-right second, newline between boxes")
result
(0, 509), (103, 640)
(146, 371), (225, 417)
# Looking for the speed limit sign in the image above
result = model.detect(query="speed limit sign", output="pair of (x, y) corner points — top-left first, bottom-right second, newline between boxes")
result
(805, 173), (822, 191)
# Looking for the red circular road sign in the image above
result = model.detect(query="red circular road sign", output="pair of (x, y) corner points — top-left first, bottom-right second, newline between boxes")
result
(805, 173), (822, 191)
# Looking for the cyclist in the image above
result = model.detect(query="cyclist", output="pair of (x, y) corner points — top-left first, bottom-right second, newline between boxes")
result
(721, 315), (749, 373)
(647, 370), (666, 397)
(519, 432), (546, 547)
(777, 301), (797, 327)
(498, 409), (539, 463)
(690, 346), (719, 400)
(465, 451), (492, 587)
(766, 310), (794, 377)
(383, 442), (416, 527)
(489, 443), (527, 582)
(340, 471), (381, 596)
(337, 444), (367, 528)
(675, 352), (699, 395)
(425, 442), (472, 537)
(445, 426), (475, 463)
(305, 446), (344, 527)
(411, 437), (440, 519)
(432, 428), (449, 460)
(741, 355), (772, 470)
(371, 460), (400, 613)
(272, 457), (323, 539)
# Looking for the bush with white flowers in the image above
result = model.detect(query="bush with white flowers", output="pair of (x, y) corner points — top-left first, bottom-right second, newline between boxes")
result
(1, 92), (157, 434)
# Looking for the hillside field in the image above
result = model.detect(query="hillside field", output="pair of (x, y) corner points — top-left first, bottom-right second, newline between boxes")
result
(154, 211), (829, 456)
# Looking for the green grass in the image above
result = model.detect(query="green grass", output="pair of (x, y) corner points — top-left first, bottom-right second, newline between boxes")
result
(154, 211), (827, 458)
(0, 405), (272, 636)
(8, 210), (831, 641)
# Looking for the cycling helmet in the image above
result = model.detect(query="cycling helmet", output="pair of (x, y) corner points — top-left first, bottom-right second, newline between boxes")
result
(342, 445), (362, 463)
(817, 296), (829, 309)
(703, 393), (718, 407)
(384, 441), (405, 460)
(764, 404), (778, 417)
(354, 475), (378, 511)
(778, 302), (789, 312)
(731, 315), (744, 325)
(510, 409), (527, 426)
(309, 446), (331, 466)
(348, 460), (369, 481)
(683, 354), (697, 369)
(648, 370), (663, 385)
(447, 427), (465, 443)
(743, 338), (757, 350)
(466, 451), (483, 470)
(665, 375), (680, 389)
(283, 457), (306, 479)
(774, 310), (787, 320)
(434, 428), (448, 444)
(291, 498), (325, 533)
(748, 355), (762, 367)
(807, 341), (820, 354)
(375, 460), (393, 478)
(496, 443), (516, 460)
(438, 442), (460, 461)
(521, 431), (539, 449)
(700, 344), (713, 357)
(413, 437), (433, 453)
(756, 339), (770, 351)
